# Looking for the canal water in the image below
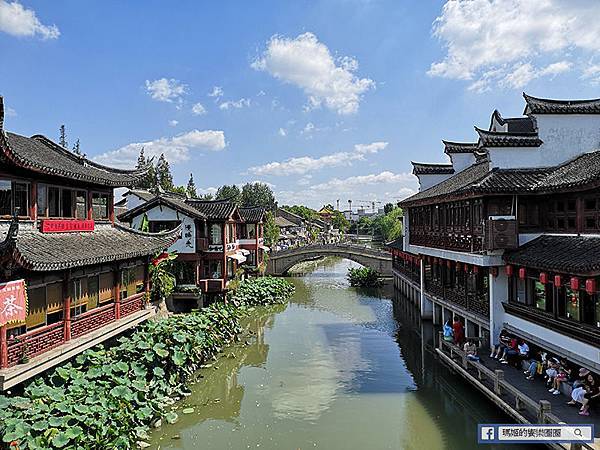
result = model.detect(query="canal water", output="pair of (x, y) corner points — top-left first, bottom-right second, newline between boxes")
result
(150, 258), (533, 450)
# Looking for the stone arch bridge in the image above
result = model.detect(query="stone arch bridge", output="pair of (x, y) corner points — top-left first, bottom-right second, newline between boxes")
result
(267, 243), (392, 276)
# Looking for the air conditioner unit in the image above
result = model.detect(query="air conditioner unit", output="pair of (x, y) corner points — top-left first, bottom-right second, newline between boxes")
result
(486, 216), (518, 250)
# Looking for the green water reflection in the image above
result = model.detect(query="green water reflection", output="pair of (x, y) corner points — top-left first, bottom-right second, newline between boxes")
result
(150, 258), (534, 450)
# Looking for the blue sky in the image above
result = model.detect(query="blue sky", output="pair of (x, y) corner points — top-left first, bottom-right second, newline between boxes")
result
(2, 0), (600, 208)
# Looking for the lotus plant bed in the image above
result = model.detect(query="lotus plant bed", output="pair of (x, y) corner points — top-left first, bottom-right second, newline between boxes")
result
(347, 266), (383, 288)
(0, 277), (294, 450)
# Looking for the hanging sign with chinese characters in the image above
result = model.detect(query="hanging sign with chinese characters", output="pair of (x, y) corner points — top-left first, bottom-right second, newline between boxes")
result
(0, 279), (27, 326)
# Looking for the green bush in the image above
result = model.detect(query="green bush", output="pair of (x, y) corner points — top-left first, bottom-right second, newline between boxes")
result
(0, 277), (294, 449)
(347, 267), (382, 287)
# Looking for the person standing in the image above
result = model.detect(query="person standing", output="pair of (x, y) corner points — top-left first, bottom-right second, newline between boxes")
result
(452, 317), (465, 346)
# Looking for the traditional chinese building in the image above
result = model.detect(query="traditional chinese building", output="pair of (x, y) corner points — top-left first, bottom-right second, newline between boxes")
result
(118, 193), (266, 303)
(392, 93), (600, 373)
(0, 98), (180, 389)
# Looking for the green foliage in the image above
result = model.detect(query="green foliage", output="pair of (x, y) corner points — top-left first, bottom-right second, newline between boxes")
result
(263, 211), (280, 247)
(149, 252), (178, 304)
(347, 267), (383, 287)
(240, 183), (276, 211)
(281, 205), (318, 221)
(170, 186), (187, 195)
(156, 153), (174, 192)
(139, 213), (150, 233)
(215, 185), (241, 204)
(330, 210), (349, 232)
(134, 147), (158, 190)
(383, 203), (394, 214)
(0, 277), (295, 449)
(186, 173), (198, 198)
(375, 206), (403, 241)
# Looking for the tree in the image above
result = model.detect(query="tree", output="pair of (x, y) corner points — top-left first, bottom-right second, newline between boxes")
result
(171, 186), (187, 195)
(186, 173), (198, 198)
(59, 125), (67, 148)
(282, 205), (318, 221)
(375, 207), (403, 241)
(240, 182), (276, 210)
(135, 147), (157, 190)
(155, 153), (174, 192)
(331, 210), (350, 232)
(384, 203), (394, 214)
(263, 211), (280, 247)
(72, 139), (81, 156)
(215, 184), (241, 204)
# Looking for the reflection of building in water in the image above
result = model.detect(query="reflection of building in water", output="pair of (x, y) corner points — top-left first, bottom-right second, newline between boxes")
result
(393, 291), (518, 450)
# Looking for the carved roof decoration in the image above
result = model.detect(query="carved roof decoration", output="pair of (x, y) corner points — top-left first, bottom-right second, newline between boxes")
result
(523, 93), (600, 115)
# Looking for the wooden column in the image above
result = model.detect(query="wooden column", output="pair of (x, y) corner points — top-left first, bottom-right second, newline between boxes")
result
(256, 223), (260, 266)
(87, 191), (93, 220)
(144, 259), (151, 294)
(63, 275), (71, 342)
(114, 268), (121, 319)
(108, 192), (115, 223)
(0, 324), (7, 368)
(222, 223), (227, 283)
(30, 181), (37, 220)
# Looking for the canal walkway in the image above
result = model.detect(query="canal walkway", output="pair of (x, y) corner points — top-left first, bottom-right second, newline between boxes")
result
(436, 337), (599, 449)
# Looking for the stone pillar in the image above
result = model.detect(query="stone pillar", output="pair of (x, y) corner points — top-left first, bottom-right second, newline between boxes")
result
(489, 269), (507, 350)
(0, 325), (7, 368)
(420, 259), (433, 319)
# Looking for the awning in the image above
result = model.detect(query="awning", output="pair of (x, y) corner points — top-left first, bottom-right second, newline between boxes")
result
(239, 249), (251, 256)
(260, 245), (270, 252)
(228, 252), (247, 263)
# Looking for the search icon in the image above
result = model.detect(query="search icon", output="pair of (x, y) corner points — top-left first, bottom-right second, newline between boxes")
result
(574, 428), (582, 437)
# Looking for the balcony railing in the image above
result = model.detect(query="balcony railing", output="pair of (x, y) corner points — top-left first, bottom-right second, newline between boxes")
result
(2, 293), (145, 369)
(199, 279), (225, 293)
(392, 261), (420, 284)
(410, 230), (484, 253)
(425, 280), (490, 319)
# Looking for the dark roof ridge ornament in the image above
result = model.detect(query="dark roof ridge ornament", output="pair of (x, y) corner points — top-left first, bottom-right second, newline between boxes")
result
(523, 92), (600, 115)
(442, 140), (479, 154)
(0, 96), (4, 132)
(475, 126), (543, 148)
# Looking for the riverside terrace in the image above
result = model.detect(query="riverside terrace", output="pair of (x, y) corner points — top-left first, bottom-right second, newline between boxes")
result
(0, 97), (180, 390)
(392, 93), (600, 378)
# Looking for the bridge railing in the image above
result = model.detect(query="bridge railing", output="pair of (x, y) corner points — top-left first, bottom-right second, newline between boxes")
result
(270, 243), (390, 258)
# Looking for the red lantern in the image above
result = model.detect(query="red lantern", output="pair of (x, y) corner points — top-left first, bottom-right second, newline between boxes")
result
(539, 272), (548, 284)
(554, 275), (562, 287)
(473, 265), (480, 274)
(505, 265), (513, 277)
(490, 267), (498, 277)
(519, 268), (527, 280)
(570, 277), (580, 290)
(464, 264), (470, 273)
(586, 278), (596, 294)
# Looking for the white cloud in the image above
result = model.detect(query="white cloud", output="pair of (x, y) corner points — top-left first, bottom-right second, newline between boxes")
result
(252, 32), (374, 115)
(276, 171), (417, 208)
(582, 63), (600, 84)
(219, 98), (250, 110)
(278, 127), (287, 137)
(145, 78), (187, 103)
(168, 120), (178, 127)
(191, 102), (207, 115)
(94, 129), (226, 169)
(247, 141), (388, 176)
(0, 0), (59, 39)
(429, 0), (600, 90)
(208, 86), (223, 99)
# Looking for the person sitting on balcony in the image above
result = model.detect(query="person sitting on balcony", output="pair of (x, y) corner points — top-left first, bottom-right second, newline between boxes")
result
(544, 357), (561, 387)
(443, 320), (453, 342)
(549, 363), (571, 395)
(579, 374), (599, 416)
(490, 330), (512, 359)
(498, 338), (518, 365)
(463, 340), (480, 361)
(524, 350), (545, 380)
(568, 368), (591, 406)
(452, 317), (464, 346)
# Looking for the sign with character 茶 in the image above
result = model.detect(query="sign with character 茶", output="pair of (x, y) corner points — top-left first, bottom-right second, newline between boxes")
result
(0, 279), (27, 327)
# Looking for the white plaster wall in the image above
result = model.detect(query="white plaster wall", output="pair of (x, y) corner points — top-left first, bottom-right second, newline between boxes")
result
(403, 209), (410, 251)
(406, 244), (504, 267)
(417, 173), (453, 191)
(130, 205), (196, 254)
(502, 313), (600, 371)
(450, 153), (476, 172)
(536, 115), (600, 165)
(488, 147), (542, 169)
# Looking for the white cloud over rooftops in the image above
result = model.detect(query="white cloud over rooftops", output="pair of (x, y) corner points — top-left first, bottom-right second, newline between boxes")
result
(0, 0), (59, 39)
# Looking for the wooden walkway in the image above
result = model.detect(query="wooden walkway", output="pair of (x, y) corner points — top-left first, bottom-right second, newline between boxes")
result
(436, 335), (599, 450)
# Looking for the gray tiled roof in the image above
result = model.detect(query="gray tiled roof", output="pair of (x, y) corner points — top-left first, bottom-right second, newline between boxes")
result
(186, 199), (238, 220)
(239, 207), (265, 223)
(412, 162), (454, 175)
(523, 93), (600, 115)
(1, 222), (180, 271)
(490, 110), (535, 133)
(1, 132), (146, 187)
(401, 150), (600, 206)
(505, 235), (600, 275)
(118, 195), (207, 222)
(475, 127), (543, 148)
(443, 141), (479, 154)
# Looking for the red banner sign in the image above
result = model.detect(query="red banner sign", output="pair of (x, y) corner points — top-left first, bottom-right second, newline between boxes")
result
(41, 219), (95, 233)
(0, 280), (27, 326)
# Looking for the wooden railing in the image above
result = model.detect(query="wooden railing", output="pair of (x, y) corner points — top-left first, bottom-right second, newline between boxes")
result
(2, 294), (146, 369)
(437, 333), (595, 449)
(198, 279), (225, 293)
(410, 230), (484, 253)
(426, 281), (490, 319)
